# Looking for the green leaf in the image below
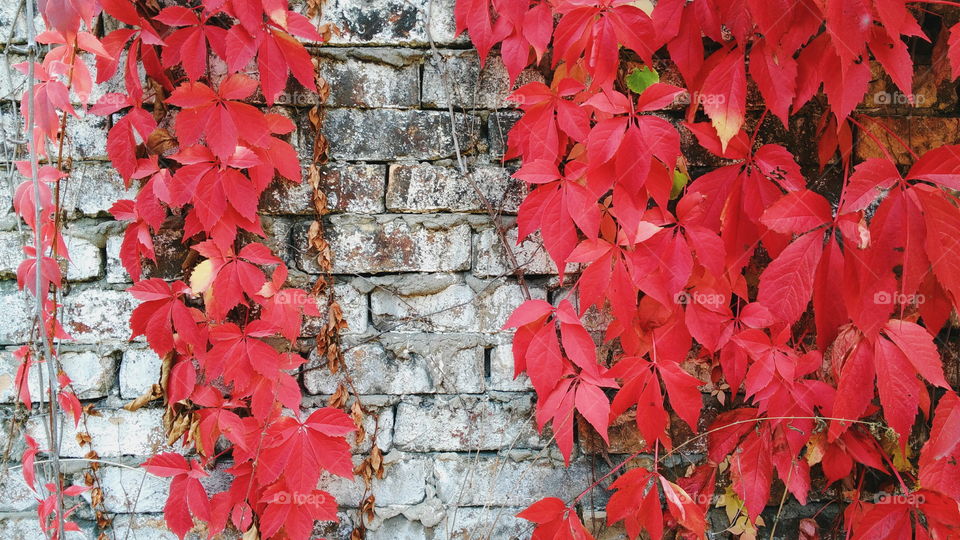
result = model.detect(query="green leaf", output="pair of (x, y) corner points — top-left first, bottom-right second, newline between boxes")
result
(626, 66), (659, 95)
(671, 169), (690, 200)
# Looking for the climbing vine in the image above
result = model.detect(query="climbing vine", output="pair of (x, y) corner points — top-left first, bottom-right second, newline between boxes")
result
(457, 0), (960, 537)
(10, 0), (369, 538)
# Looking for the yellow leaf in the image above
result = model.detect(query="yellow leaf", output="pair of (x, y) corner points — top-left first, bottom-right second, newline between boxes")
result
(190, 259), (215, 294)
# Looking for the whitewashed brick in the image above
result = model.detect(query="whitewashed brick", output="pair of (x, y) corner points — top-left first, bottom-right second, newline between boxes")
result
(27, 408), (168, 458)
(433, 454), (601, 507)
(298, 215), (472, 274)
(393, 394), (541, 452)
(0, 349), (114, 403)
(304, 333), (485, 395)
(386, 163), (522, 214)
(119, 348), (161, 399)
(61, 288), (137, 344)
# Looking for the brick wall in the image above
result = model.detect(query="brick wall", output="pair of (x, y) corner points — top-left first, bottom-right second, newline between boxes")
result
(1, 1), (958, 539)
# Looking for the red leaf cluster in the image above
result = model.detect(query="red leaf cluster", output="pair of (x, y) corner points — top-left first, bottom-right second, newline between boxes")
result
(458, 0), (960, 538)
(82, 0), (348, 538)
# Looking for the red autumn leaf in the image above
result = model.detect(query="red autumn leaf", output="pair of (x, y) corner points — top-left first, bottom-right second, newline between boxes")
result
(129, 279), (205, 357)
(517, 496), (594, 540)
(760, 189), (833, 234)
(924, 392), (960, 461)
(258, 408), (356, 494)
(698, 46), (746, 151)
(757, 231), (825, 324)
(167, 359), (197, 404)
(259, 482), (338, 540)
(575, 381), (610, 444)
(730, 427), (773, 520)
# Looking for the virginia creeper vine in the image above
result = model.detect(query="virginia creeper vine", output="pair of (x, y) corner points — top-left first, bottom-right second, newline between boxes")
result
(11, 0), (367, 538)
(456, 0), (960, 538)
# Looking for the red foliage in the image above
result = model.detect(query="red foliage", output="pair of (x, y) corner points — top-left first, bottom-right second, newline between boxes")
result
(459, 0), (960, 538)
(26, 0), (354, 538)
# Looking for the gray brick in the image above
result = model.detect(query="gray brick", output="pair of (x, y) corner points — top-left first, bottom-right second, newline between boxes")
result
(318, 0), (461, 46)
(296, 215), (472, 274)
(433, 454), (602, 507)
(260, 164), (386, 215)
(27, 408), (168, 457)
(393, 394), (541, 451)
(318, 49), (421, 108)
(473, 224), (569, 277)
(63, 234), (103, 281)
(304, 333), (485, 395)
(422, 51), (545, 110)
(63, 162), (138, 217)
(0, 284), (32, 345)
(386, 163), (522, 214)
(302, 280), (369, 336)
(0, 349), (115, 402)
(370, 275), (544, 333)
(119, 348), (161, 399)
(322, 109), (482, 161)
(322, 453), (428, 506)
(61, 288), (138, 344)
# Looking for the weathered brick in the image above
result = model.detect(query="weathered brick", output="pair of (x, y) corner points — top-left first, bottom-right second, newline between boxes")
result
(473, 224), (568, 277)
(351, 403), (394, 454)
(318, 49), (421, 108)
(488, 110), (521, 159)
(61, 288), (138, 344)
(296, 215), (472, 274)
(0, 2), (43, 46)
(65, 114), (110, 159)
(438, 507), (531, 539)
(0, 516), (54, 540)
(84, 466), (169, 513)
(260, 164), (386, 215)
(0, 474), (37, 512)
(0, 231), (23, 278)
(0, 349), (114, 402)
(0, 231), (102, 281)
(385, 163), (522, 213)
(370, 275), (545, 333)
(302, 280), (369, 336)
(119, 347), (161, 399)
(110, 515), (183, 539)
(0, 284), (32, 345)
(63, 162), (138, 217)
(488, 339), (532, 392)
(369, 273), (474, 332)
(318, 0), (461, 46)
(856, 116), (960, 165)
(366, 516), (427, 540)
(393, 394), (541, 451)
(28, 408), (168, 457)
(105, 235), (128, 284)
(322, 453), (428, 506)
(304, 333), (485, 395)
(63, 234), (103, 281)
(322, 109), (482, 161)
(433, 453), (604, 507)
(422, 51), (545, 110)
